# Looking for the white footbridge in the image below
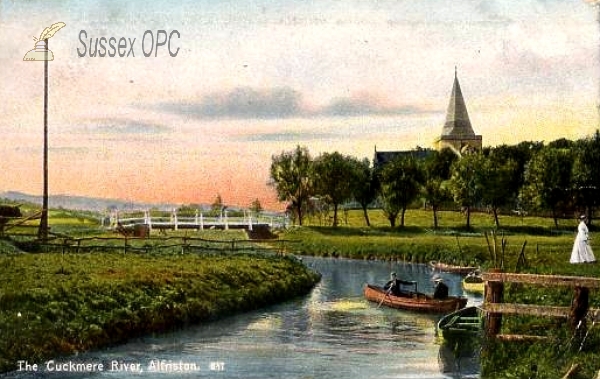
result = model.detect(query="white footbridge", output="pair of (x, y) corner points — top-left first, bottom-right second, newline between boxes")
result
(109, 209), (288, 232)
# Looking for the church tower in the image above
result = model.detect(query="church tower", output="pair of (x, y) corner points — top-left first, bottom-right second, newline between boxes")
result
(436, 68), (482, 155)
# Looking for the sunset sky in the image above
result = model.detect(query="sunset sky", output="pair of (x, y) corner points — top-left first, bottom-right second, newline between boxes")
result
(0, 0), (599, 210)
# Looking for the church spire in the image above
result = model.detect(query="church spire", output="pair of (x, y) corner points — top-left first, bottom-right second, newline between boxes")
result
(437, 68), (482, 155)
(441, 68), (476, 138)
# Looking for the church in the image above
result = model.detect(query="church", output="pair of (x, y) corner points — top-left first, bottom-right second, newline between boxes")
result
(374, 69), (482, 167)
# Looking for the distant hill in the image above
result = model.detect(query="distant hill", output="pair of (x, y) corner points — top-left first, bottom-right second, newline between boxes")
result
(0, 191), (179, 213)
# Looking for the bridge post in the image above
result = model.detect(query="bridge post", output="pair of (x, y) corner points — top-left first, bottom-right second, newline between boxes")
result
(200, 212), (204, 230)
(145, 210), (152, 231)
(248, 215), (253, 231)
(224, 210), (229, 230)
(195, 210), (199, 231)
(485, 275), (504, 337)
(172, 209), (178, 231)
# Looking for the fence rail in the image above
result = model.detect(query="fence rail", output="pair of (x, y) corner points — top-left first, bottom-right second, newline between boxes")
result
(8, 232), (295, 255)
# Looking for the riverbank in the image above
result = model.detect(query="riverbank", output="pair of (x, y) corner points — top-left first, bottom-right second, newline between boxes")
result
(280, 209), (600, 379)
(0, 249), (321, 373)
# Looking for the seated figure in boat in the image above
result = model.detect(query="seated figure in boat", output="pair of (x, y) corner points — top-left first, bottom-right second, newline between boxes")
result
(384, 272), (414, 296)
(432, 275), (449, 299)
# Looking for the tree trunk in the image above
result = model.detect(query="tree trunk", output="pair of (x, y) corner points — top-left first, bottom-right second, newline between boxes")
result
(466, 205), (471, 230)
(388, 215), (396, 228)
(296, 203), (303, 226)
(333, 203), (339, 227)
(400, 208), (406, 227)
(362, 206), (371, 227)
(433, 204), (439, 229)
(493, 207), (500, 228)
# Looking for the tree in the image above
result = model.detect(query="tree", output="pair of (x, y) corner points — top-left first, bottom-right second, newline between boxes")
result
(423, 148), (456, 229)
(572, 131), (600, 224)
(312, 152), (357, 227)
(476, 153), (519, 228)
(351, 158), (377, 227)
(211, 194), (225, 217)
(378, 156), (425, 228)
(269, 145), (313, 226)
(250, 198), (263, 215)
(448, 153), (482, 229)
(522, 146), (574, 227)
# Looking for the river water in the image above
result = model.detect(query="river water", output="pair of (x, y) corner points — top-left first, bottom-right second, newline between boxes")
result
(4, 257), (483, 379)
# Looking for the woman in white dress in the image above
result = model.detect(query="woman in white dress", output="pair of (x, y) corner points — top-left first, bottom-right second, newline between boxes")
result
(570, 215), (596, 264)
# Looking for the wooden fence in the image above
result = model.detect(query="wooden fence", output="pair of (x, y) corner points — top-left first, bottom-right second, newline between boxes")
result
(7, 232), (295, 256)
(482, 272), (600, 341)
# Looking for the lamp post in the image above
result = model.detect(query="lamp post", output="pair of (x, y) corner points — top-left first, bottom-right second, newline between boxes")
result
(23, 22), (65, 241)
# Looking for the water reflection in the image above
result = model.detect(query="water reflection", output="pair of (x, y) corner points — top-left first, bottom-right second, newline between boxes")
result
(2, 256), (482, 379)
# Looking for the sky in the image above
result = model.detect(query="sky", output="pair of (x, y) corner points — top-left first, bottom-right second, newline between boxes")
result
(0, 0), (599, 210)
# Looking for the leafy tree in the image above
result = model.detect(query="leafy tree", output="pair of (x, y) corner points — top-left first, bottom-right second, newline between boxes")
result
(423, 148), (456, 229)
(476, 154), (519, 228)
(378, 156), (425, 228)
(250, 198), (263, 215)
(522, 146), (574, 227)
(312, 152), (357, 227)
(448, 153), (482, 229)
(269, 145), (313, 226)
(211, 194), (225, 217)
(350, 158), (377, 227)
(572, 130), (600, 224)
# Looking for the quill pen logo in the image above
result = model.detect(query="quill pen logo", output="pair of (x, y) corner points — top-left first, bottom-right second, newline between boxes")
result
(23, 22), (66, 61)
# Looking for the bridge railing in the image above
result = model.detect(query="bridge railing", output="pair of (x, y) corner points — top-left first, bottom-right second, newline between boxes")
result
(110, 210), (288, 231)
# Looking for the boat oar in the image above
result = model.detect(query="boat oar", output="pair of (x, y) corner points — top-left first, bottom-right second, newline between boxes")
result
(377, 286), (393, 309)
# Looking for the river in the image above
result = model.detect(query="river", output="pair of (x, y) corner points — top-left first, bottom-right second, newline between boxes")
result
(4, 257), (483, 379)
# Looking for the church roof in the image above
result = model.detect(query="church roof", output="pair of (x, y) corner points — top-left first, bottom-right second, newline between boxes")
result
(373, 148), (433, 168)
(441, 69), (477, 138)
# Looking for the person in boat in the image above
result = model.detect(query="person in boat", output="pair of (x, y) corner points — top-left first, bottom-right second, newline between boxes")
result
(383, 272), (414, 296)
(432, 275), (449, 299)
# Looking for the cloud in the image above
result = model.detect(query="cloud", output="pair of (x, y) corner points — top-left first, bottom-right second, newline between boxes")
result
(160, 87), (303, 119)
(81, 119), (172, 134)
(158, 87), (435, 119)
(322, 98), (434, 117)
(235, 131), (340, 142)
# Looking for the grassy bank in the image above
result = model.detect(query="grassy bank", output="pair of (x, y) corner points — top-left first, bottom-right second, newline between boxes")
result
(0, 248), (321, 373)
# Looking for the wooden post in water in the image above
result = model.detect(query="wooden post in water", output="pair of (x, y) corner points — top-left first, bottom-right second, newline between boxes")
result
(570, 286), (589, 331)
(485, 276), (504, 337)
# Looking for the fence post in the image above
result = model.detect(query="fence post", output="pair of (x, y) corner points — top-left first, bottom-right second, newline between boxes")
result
(224, 210), (229, 231)
(200, 212), (204, 230)
(485, 276), (504, 337)
(248, 215), (253, 231)
(123, 237), (128, 254)
(571, 286), (590, 331)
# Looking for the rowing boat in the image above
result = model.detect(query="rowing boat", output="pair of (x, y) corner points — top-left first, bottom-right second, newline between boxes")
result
(363, 284), (467, 313)
(430, 260), (478, 275)
(437, 306), (482, 340)
(462, 273), (484, 294)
